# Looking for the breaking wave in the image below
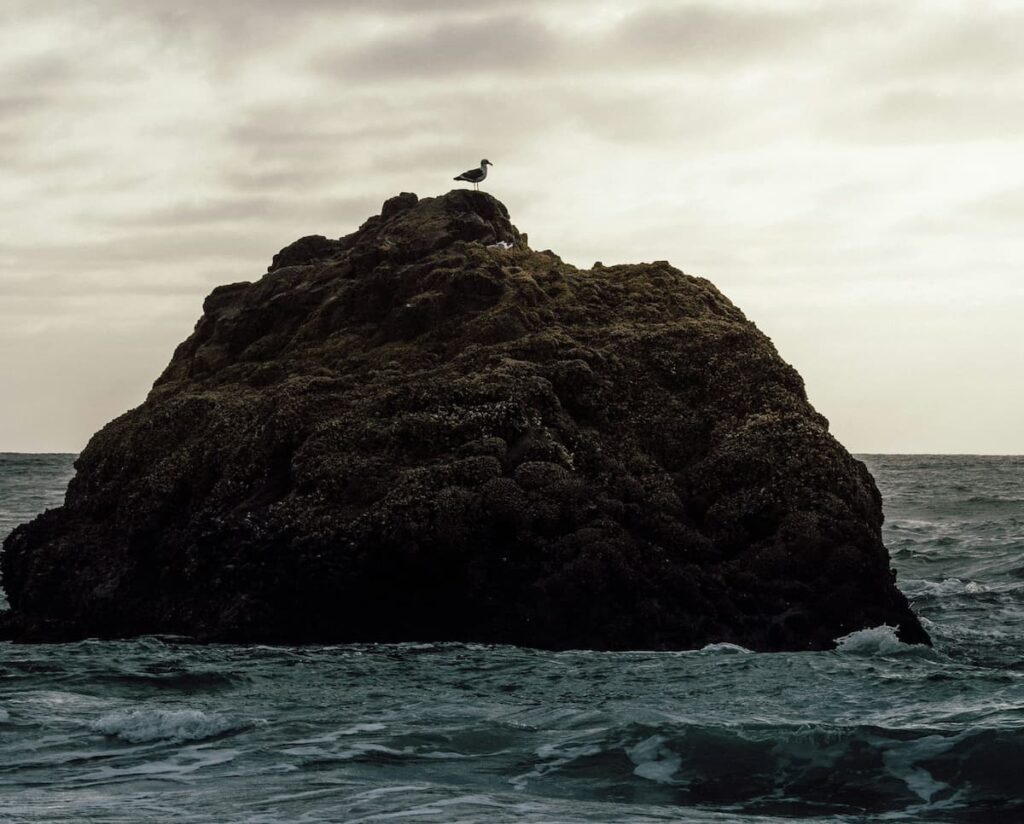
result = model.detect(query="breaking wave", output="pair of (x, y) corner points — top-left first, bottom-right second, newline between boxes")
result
(91, 707), (244, 744)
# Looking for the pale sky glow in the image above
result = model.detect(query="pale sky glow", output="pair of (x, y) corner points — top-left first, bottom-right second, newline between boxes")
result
(1, 0), (1022, 453)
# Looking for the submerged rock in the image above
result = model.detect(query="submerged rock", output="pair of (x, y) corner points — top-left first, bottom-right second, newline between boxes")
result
(0, 190), (928, 650)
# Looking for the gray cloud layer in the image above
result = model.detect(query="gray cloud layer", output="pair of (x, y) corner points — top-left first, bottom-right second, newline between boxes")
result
(2, 1), (1023, 452)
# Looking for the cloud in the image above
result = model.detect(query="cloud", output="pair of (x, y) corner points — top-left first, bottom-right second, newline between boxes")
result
(319, 13), (563, 81)
(613, 4), (808, 64)
(311, 2), (886, 84)
(94, 194), (369, 230)
(0, 94), (50, 120)
(965, 186), (1024, 221)
(820, 87), (1024, 145)
(2, 1), (1024, 451)
(608, 2), (892, 69)
(863, 11), (1024, 83)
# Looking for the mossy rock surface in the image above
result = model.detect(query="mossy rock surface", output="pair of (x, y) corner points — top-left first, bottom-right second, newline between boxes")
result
(0, 190), (928, 650)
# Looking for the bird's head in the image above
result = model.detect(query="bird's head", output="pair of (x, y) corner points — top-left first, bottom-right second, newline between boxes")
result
(481, 159), (493, 167)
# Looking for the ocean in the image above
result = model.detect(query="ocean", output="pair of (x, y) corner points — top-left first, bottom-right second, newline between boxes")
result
(0, 453), (1021, 823)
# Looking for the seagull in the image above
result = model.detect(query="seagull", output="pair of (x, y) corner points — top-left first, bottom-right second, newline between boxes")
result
(454, 159), (492, 190)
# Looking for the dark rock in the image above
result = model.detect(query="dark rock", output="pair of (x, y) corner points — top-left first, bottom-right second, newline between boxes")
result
(381, 192), (418, 221)
(268, 235), (345, 273)
(0, 191), (929, 650)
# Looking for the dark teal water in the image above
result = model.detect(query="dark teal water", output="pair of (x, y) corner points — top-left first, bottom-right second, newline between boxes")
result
(1, 453), (1022, 823)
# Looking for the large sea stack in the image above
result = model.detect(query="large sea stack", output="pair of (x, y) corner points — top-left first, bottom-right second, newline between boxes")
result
(0, 191), (928, 650)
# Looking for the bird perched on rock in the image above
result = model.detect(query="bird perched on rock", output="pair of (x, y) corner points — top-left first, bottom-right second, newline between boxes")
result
(454, 159), (492, 190)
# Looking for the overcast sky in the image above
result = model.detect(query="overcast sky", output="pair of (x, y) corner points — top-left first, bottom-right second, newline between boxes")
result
(2, 0), (1022, 454)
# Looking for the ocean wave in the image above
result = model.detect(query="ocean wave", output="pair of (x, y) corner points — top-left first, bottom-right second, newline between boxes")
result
(91, 707), (243, 743)
(696, 642), (753, 655)
(833, 625), (931, 656)
(902, 577), (989, 598)
(509, 720), (1024, 816)
(98, 670), (240, 693)
(906, 577), (1024, 600)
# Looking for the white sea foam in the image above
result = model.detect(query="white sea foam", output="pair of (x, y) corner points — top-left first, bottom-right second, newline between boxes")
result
(905, 577), (990, 597)
(75, 744), (242, 783)
(834, 625), (921, 656)
(285, 722), (386, 748)
(91, 707), (238, 743)
(338, 722), (386, 736)
(626, 735), (682, 784)
(510, 740), (604, 790)
(697, 642), (753, 655)
(881, 734), (957, 803)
